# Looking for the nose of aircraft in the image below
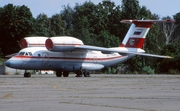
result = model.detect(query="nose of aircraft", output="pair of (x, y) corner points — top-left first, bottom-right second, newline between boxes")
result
(5, 59), (23, 69)
(5, 61), (11, 67)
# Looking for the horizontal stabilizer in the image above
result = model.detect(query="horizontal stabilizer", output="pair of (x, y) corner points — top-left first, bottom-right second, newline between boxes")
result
(121, 19), (174, 24)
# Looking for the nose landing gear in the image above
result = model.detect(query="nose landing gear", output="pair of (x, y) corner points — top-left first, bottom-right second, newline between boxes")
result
(24, 70), (31, 77)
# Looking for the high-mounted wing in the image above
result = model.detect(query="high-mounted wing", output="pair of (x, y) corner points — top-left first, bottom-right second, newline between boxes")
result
(75, 45), (172, 58)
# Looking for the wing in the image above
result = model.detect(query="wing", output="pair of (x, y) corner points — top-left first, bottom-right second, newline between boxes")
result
(5, 53), (18, 58)
(75, 45), (172, 58)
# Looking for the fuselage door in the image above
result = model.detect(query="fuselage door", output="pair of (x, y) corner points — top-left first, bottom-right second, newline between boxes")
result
(41, 52), (49, 67)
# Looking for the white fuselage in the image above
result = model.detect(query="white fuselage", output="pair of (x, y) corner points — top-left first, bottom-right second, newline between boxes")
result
(5, 47), (133, 72)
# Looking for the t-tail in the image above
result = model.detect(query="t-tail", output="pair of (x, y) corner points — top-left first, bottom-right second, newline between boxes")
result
(119, 19), (174, 49)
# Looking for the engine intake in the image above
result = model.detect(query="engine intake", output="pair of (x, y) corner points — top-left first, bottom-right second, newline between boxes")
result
(45, 36), (84, 52)
(19, 37), (48, 49)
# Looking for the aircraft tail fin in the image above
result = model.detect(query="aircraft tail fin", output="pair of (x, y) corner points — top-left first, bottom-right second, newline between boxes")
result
(119, 20), (174, 48)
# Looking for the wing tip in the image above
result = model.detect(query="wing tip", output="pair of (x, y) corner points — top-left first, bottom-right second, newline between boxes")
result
(165, 56), (172, 59)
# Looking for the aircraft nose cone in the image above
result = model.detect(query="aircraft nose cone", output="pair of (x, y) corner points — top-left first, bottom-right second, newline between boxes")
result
(5, 61), (11, 67)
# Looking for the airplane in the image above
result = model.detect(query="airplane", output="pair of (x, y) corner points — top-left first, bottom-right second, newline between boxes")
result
(5, 19), (174, 77)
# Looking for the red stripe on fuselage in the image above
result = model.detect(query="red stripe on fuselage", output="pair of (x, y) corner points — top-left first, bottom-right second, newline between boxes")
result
(13, 55), (125, 61)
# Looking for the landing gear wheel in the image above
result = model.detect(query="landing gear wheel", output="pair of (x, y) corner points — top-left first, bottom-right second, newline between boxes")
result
(83, 71), (90, 77)
(56, 70), (62, 77)
(75, 71), (82, 77)
(63, 71), (69, 77)
(24, 72), (31, 77)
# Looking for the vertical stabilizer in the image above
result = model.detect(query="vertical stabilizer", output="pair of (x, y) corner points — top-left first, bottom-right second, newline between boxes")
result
(120, 20), (174, 49)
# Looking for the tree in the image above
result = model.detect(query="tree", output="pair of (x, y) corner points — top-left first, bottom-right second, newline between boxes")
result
(97, 1), (122, 40)
(98, 30), (120, 47)
(139, 6), (152, 19)
(172, 12), (180, 43)
(73, 1), (100, 45)
(60, 5), (75, 35)
(74, 16), (97, 45)
(34, 13), (50, 36)
(155, 13), (180, 74)
(121, 0), (140, 19)
(0, 4), (35, 56)
(161, 16), (176, 44)
(50, 14), (65, 36)
(72, 1), (121, 47)
(157, 44), (180, 74)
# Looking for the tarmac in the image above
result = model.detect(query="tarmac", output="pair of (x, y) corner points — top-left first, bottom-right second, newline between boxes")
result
(0, 74), (180, 111)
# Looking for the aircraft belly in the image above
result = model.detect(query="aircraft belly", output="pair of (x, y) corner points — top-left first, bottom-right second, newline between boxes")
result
(59, 62), (81, 71)
(58, 62), (104, 71)
(82, 63), (104, 70)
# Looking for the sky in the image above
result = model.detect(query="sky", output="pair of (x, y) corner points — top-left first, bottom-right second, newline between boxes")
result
(0, 0), (179, 18)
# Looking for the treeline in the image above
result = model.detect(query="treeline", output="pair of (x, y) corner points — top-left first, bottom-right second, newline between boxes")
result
(0, 0), (180, 74)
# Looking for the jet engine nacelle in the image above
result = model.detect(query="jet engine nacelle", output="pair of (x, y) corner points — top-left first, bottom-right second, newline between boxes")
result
(45, 36), (84, 52)
(19, 37), (48, 49)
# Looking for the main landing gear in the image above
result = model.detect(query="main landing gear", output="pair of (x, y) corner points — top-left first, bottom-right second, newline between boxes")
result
(75, 70), (91, 77)
(56, 70), (90, 77)
(56, 70), (69, 77)
(23, 70), (90, 78)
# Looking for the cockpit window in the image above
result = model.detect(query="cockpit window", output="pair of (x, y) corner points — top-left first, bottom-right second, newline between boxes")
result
(28, 52), (32, 56)
(19, 52), (32, 56)
(25, 52), (28, 56)
(19, 52), (25, 55)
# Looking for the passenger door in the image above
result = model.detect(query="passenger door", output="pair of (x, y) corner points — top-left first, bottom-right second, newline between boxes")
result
(41, 52), (49, 67)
